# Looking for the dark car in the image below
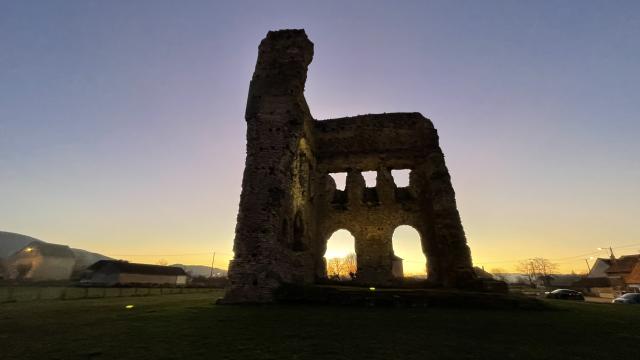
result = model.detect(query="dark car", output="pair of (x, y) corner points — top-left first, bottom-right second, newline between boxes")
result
(545, 289), (585, 300)
(612, 293), (640, 304)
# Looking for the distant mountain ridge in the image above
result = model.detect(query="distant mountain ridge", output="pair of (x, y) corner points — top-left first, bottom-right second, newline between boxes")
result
(0, 231), (44, 257)
(1, 231), (226, 277)
(71, 248), (112, 270)
(1, 230), (112, 263)
(171, 264), (227, 277)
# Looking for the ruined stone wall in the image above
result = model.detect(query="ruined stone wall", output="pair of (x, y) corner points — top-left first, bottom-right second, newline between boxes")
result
(224, 30), (316, 303)
(313, 113), (438, 171)
(311, 113), (474, 286)
(224, 29), (477, 303)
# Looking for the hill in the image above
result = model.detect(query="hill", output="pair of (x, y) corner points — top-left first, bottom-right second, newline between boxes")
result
(0, 231), (111, 268)
(0, 231), (223, 276)
(70, 248), (112, 269)
(0, 231), (43, 257)
(171, 264), (227, 277)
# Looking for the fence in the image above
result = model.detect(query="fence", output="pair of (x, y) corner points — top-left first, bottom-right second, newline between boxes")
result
(0, 286), (217, 303)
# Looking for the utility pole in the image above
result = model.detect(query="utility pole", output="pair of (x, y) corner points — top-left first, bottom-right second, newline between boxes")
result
(584, 258), (592, 274)
(209, 252), (216, 278)
(598, 246), (616, 261)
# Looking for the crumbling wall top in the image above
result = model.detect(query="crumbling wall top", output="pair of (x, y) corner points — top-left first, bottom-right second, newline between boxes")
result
(256, 29), (314, 69)
(315, 112), (433, 130)
(313, 113), (438, 171)
(245, 29), (314, 120)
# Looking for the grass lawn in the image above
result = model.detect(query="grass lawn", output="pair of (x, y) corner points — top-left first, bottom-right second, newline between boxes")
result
(1, 290), (638, 360)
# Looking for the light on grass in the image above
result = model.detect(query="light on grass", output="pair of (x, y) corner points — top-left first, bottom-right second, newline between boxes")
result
(125, 305), (134, 309)
(369, 287), (376, 291)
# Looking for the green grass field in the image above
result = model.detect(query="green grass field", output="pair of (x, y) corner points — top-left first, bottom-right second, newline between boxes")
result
(1, 290), (638, 360)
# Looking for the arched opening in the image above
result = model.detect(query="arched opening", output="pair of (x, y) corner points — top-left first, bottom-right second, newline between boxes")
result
(324, 229), (356, 280)
(329, 173), (347, 190)
(391, 169), (411, 187)
(392, 225), (427, 278)
(361, 171), (377, 187)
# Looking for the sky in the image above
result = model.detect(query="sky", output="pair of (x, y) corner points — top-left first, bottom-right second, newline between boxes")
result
(1, 1), (639, 274)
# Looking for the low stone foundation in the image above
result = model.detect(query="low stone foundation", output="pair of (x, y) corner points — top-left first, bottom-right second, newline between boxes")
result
(273, 284), (544, 309)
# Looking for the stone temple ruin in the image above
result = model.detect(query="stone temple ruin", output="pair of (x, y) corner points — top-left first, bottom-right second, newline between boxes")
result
(224, 29), (488, 303)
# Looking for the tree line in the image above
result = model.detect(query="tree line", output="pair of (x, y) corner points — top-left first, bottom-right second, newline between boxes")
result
(326, 253), (357, 280)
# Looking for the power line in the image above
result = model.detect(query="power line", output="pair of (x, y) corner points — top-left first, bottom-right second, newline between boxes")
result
(105, 240), (640, 269)
(108, 251), (233, 257)
(550, 250), (602, 261)
(612, 242), (640, 250)
(477, 241), (640, 266)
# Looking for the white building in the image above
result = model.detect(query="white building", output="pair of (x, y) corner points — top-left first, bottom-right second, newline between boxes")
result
(391, 255), (404, 278)
(587, 258), (613, 278)
(85, 260), (188, 286)
(6, 241), (75, 281)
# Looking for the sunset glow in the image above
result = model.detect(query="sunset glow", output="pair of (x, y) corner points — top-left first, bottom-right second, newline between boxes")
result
(1, 1), (639, 275)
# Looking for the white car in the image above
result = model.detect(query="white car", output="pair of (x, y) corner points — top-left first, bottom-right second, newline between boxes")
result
(612, 293), (640, 304)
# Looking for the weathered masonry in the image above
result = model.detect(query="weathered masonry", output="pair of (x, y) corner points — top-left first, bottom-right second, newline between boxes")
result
(224, 29), (483, 303)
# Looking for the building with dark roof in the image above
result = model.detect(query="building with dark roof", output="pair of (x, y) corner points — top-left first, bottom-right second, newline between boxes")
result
(6, 241), (76, 280)
(606, 254), (640, 276)
(605, 254), (640, 293)
(85, 260), (188, 286)
(624, 262), (640, 291)
(572, 277), (613, 297)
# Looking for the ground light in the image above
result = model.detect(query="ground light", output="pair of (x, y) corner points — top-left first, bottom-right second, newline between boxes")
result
(125, 305), (134, 309)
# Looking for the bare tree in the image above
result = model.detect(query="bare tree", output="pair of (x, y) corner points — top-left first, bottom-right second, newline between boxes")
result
(516, 260), (536, 287)
(156, 258), (169, 266)
(343, 253), (357, 279)
(516, 258), (558, 287)
(531, 257), (557, 277)
(326, 253), (358, 280)
(531, 257), (558, 287)
(326, 258), (344, 279)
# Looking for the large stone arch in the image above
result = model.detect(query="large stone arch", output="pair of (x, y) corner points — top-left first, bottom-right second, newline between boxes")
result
(320, 228), (357, 278)
(316, 223), (358, 278)
(391, 224), (427, 278)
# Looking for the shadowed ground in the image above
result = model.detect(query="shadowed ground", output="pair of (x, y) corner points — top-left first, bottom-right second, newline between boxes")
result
(1, 290), (638, 359)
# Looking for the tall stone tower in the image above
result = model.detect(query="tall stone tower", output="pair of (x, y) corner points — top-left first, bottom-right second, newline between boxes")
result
(224, 29), (480, 303)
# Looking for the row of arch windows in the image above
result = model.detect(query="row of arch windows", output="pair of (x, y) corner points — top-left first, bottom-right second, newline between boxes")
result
(329, 169), (411, 190)
(324, 225), (426, 277)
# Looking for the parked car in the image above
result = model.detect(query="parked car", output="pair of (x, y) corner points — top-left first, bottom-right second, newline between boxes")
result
(545, 289), (585, 301)
(612, 293), (640, 304)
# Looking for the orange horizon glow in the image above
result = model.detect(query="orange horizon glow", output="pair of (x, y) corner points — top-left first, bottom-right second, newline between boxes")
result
(2, 2), (639, 278)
